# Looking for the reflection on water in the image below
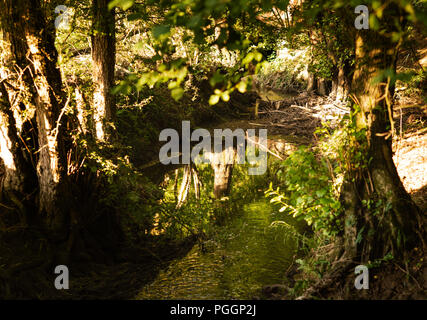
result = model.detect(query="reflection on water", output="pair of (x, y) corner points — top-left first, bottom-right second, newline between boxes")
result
(135, 200), (301, 299)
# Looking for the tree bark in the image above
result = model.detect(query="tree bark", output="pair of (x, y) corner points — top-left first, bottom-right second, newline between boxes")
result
(176, 164), (192, 208)
(307, 72), (316, 92)
(13, 0), (69, 232)
(330, 71), (338, 99)
(335, 66), (348, 102)
(91, 0), (116, 141)
(212, 163), (234, 199)
(317, 78), (327, 95)
(0, 81), (36, 198)
(210, 146), (236, 199)
(74, 82), (89, 134)
(0, 0), (36, 197)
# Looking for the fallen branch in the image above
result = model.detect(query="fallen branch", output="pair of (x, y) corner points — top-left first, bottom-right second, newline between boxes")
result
(245, 132), (284, 160)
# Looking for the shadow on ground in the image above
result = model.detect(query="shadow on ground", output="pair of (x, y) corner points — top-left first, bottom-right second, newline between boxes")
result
(0, 232), (197, 299)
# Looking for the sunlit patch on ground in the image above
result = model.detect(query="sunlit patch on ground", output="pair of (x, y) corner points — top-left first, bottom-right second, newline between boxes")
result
(392, 103), (427, 211)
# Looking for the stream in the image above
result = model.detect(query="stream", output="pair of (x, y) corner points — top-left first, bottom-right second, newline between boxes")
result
(135, 102), (307, 300)
(135, 197), (302, 299)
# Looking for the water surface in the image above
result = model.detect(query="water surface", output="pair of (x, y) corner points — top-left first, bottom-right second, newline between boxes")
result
(135, 199), (301, 299)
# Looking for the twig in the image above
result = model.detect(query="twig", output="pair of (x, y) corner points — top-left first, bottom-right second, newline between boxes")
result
(248, 122), (267, 127)
(393, 262), (422, 290)
(0, 202), (15, 210)
(245, 132), (284, 160)
(53, 93), (71, 142)
(289, 104), (312, 112)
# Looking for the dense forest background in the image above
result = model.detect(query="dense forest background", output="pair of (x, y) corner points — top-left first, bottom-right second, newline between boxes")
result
(0, 0), (426, 299)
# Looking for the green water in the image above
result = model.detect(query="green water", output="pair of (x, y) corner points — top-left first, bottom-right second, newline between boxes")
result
(135, 199), (301, 299)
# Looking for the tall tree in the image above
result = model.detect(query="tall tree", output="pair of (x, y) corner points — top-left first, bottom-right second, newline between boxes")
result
(91, 0), (116, 141)
(0, 81), (35, 199)
(0, 0), (37, 200)
(340, 1), (425, 261)
(0, 0), (69, 232)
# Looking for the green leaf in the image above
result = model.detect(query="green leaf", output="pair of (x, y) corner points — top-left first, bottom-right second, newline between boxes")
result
(108, 0), (134, 11)
(171, 87), (184, 101)
(152, 25), (170, 39)
(254, 51), (263, 62)
(168, 81), (178, 89)
(316, 189), (327, 198)
(236, 81), (247, 93)
(369, 15), (380, 30)
(242, 52), (254, 65)
(356, 226), (365, 245)
(221, 91), (230, 102)
(209, 94), (220, 105)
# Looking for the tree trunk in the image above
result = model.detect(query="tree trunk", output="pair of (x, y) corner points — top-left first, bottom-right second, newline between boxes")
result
(0, 0), (44, 229)
(330, 75), (338, 99)
(342, 5), (425, 261)
(317, 78), (327, 95)
(307, 72), (316, 92)
(335, 66), (349, 102)
(0, 81), (36, 197)
(92, 0), (116, 141)
(210, 146), (236, 199)
(74, 83), (89, 134)
(176, 164), (192, 208)
(16, 0), (69, 232)
(0, 1), (35, 197)
(212, 163), (234, 199)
